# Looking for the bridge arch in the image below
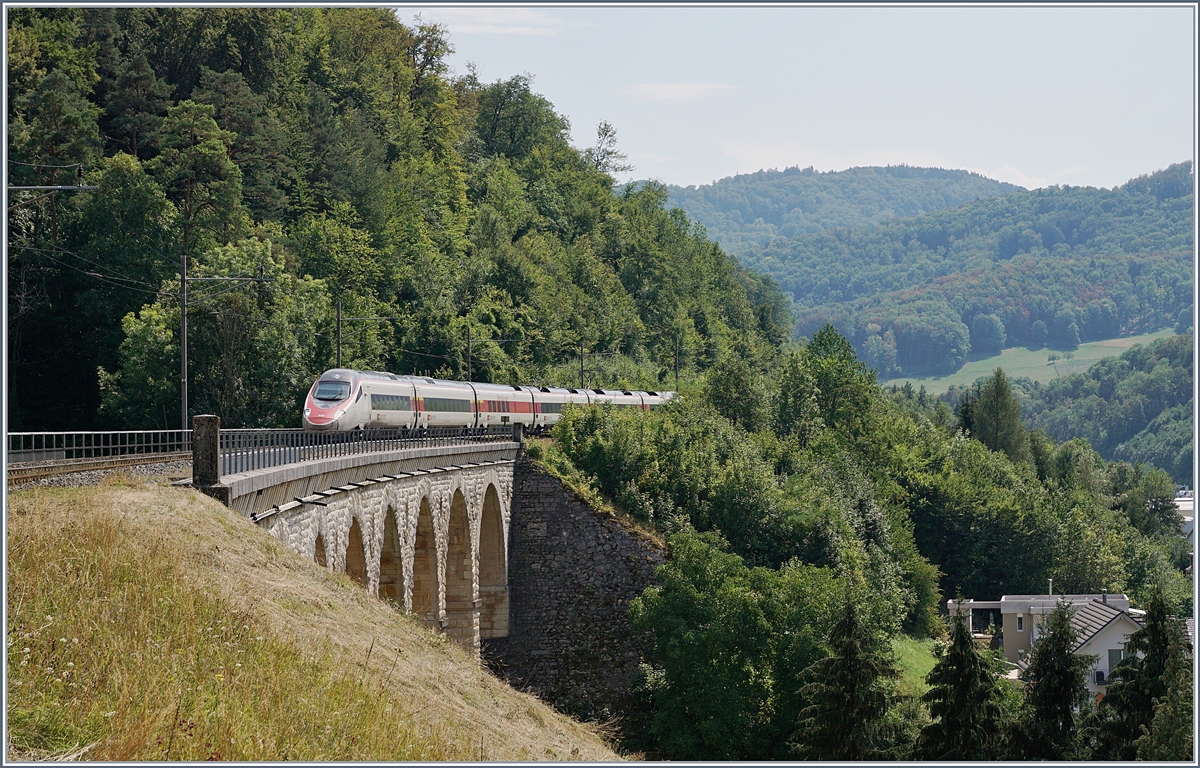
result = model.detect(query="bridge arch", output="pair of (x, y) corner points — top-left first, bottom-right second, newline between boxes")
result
(444, 488), (476, 649)
(255, 456), (515, 660)
(345, 516), (368, 587)
(377, 504), (404, 608)
(479, 483), (508, 639)
(314, 533), (328, 568)
(412, 496), (439, 628)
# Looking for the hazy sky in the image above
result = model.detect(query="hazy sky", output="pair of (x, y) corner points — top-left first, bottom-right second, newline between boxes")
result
(399, 4), (1195, 190)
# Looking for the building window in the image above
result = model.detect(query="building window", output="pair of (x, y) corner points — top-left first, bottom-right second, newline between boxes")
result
(1108, 648), (1124, 673)
(1017, 616), (1024, 631)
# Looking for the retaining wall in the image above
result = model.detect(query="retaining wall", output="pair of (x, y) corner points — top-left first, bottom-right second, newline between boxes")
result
(484, 455), (665, 721)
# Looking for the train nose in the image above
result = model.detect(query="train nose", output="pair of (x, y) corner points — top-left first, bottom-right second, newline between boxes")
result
(303, 414), (339, 431)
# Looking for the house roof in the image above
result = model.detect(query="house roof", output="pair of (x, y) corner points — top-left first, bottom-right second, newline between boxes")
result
(1070, 599), (1140, 653)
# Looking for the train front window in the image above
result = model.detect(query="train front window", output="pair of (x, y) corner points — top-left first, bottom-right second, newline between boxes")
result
(314, 380), (351, 401)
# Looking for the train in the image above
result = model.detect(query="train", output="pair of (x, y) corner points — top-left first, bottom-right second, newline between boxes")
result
(302, 368), (674, 432)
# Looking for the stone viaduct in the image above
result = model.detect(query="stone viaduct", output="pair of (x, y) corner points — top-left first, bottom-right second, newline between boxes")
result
(190, 416), (664, 722)
(191, 417), (519, 655)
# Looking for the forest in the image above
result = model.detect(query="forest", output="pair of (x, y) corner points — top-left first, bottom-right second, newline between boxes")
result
(670, 163), (1193, 376)
(6, 6), (788, 431)
(5, 7), (1192, 763)
(541, 329), (1191, 759)
(1007, 333), (1192, 486)
(667, 164), (1021, 254)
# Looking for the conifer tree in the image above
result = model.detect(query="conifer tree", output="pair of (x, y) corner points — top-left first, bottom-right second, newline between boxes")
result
(1088, 590), (1185, 760)
(973, 368), (1030, 464)
(1135, 627), (1194, 761)
(791, 583), (900, 759)
(1019, 601), (1094, 759)
(917, 609), (1007, 760)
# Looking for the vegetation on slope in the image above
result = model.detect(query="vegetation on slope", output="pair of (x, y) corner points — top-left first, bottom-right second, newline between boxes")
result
(6, 7), (788, 430)
(1013, 333), (1193, 485)
(671, 158), (1192, 377)
(6, 480), (620, 761)
(545, 325), (1190, 759)
(667, 164), (1021, 253)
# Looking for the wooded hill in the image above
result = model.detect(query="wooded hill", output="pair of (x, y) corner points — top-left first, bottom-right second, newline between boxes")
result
(1013, 333), (1193, 486)
(667, 164), (1021, 254)
(6, 7), (788, 431)
(669, 163), (1193, 377)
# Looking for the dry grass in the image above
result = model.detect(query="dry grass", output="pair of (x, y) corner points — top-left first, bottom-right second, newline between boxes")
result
(6, 480), (624, 761)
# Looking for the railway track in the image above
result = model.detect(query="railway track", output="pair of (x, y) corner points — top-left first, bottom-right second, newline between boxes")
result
(6, 452), (192, 485)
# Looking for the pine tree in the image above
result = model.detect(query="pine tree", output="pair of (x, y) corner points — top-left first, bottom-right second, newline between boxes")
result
(917, 610), (1008, 760)
(105, 53), (172, 158)
(1020, 601), (1095, 759)
(1088, 590), (1183, 760)
(972, 368), (1030, 464)
(791, 585), (900, 759)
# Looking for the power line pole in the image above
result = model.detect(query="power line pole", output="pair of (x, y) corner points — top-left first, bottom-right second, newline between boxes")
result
(336, 299), (342, 369)
(467, 326), (472, 382)
(672, 333), (681, 388)
(178, 272), (273, 431)
(181, 251), (188, 431)
(579, 338), (585, 390)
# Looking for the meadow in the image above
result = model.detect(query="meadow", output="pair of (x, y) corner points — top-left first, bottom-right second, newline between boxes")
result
(880, 328), (1176, 393)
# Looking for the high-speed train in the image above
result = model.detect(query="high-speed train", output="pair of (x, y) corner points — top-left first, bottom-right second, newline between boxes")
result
(302, 368), (674, 432)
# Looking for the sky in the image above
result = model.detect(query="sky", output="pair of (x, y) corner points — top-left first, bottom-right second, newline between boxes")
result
(398, 4), (1196, 190)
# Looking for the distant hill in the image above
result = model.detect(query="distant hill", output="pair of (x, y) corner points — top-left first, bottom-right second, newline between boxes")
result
(1013, 333), (1193, 486)
(666, 165), (1023, 256)
(669, 162), (1193, 377)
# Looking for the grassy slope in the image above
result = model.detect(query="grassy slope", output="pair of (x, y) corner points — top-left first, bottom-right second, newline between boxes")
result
(892, 635), (938, 699)
(6, 478), (621, 762)
(880, 328), (1176, 393)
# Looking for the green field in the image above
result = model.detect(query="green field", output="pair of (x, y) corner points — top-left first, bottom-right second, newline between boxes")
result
(881, 328), (1176, 394)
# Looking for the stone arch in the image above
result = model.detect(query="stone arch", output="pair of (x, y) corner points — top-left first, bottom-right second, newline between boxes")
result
(412, 496), (439, 627)
(378, 505), (404, 608)
(478, 483), (508, 639)
(444, 488), (477, 649)
(314, 532), (328, 568)
(345, 517), (368, 587)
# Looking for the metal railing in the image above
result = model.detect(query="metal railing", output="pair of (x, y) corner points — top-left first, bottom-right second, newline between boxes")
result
(218, 426), (518, 476)
(7, 430), (192, 465)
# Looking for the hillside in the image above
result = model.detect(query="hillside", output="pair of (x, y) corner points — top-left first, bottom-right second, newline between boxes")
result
(1013, 332), (1193, 485)
(6, 480), (621, 761)
(6, 7), (789, 431)
(666, 165), (1021, 255)
(778, 164), (1193, 374)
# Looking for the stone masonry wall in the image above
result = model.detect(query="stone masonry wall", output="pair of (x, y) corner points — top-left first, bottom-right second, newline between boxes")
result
(484, 455), (665, 722)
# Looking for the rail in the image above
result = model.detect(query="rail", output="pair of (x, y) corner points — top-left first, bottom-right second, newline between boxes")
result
(7, 430), (192, 465)
(218, 426), (519, 476)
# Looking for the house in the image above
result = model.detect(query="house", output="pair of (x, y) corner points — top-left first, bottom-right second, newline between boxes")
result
(951, 593), (1142, 696)
(1176, 490), (1194, 561)
(1066, 598), (1145, 696)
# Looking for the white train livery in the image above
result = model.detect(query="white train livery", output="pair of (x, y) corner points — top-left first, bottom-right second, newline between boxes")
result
(302, 368), (673, 432)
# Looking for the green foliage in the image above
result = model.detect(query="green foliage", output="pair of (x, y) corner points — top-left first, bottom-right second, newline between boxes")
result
(1018, 602), (1095, 759)
(972, 368), (1030, 465)
(682, 163), (1193, 374)
(628, 529), (841, 759)
(917, 611), (1008, 760)
(1086, 590), (1190, 760)
(667, 164), (1020, 251)
(1134, 626), (1195, 761)
(790, 583), (903, 760)
(1014, 332), (1194, 484)
(6, 7), (789, 430)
